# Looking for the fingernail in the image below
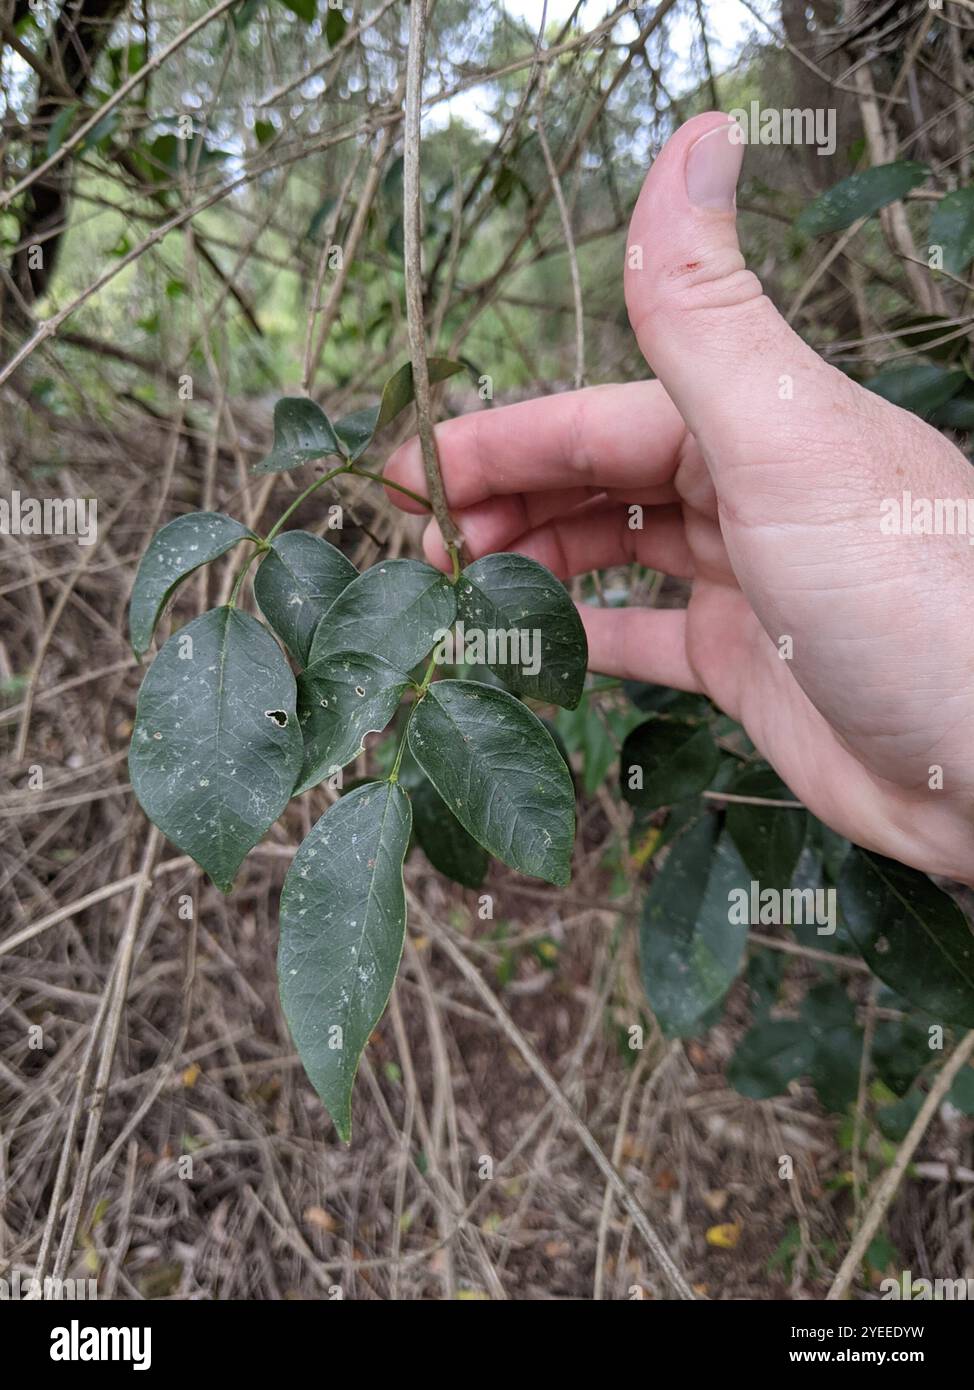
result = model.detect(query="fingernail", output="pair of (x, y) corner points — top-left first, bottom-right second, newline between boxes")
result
(685, 122), (743, 211)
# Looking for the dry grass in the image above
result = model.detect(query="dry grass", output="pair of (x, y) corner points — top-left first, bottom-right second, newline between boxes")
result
(1, 395), (972, 1301)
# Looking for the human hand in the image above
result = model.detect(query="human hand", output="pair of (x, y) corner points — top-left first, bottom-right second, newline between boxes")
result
(385, 113), (974, 886)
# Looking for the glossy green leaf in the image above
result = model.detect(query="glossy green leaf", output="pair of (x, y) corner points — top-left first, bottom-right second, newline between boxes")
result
(620, 717), (719, 813)
(930, 186), (974, 274)
(308, 558), (456, 673)
(129, 512), (256, 658)
(408, 680), (575, 885)
(279, 781), (411, 1142)
(376, 356), (463, 432)
(796, 162), (929, 236)
(725, 764), (806, 889)
(253, 531), (357, 665)
(455, 553), (587, 708)
(333, 407), (380, 462)
(331, 357), (463, 464)
(867, 364), (967, 419)
(640, 818), (749, 1036)
(130, 607), (302, 892)
(295, 652), (409, 795)
(253, 397), (343, 475)
(839, 849), (974, 1025)
(411, 776), (488, 889)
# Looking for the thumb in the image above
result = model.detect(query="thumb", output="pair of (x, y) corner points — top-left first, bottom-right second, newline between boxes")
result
(625, 112), (862, 501)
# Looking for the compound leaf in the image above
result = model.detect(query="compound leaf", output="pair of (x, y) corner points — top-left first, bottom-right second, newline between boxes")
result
(408, 680), (574, 885)
(129, 606), (302, 891)
(254, 397), (343, 475)
(254, 531), (357, 665)
(456, 552), (587, 708)
(295, 652), (409, 794)
(279, 781), (412, 1141)
(129, 512), (255, 658)
(308, 558), (456, 673)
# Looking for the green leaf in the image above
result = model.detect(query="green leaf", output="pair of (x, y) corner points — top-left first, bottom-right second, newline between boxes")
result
(411, 776), (488, 889)
(333, 406), (380, 462)
(873, 1018), (934, 1097)
(639, 818), (749, 1036)
(620, 717), (719, 813)
(728, 1021), (815, 1099)
(455, 553), (587, 708)
(253, 397), (343, 475)
(838, 849), (974, 1026)
(795, 162), (929, 236)
(800, 984), (861, 1113)
(877, 1087), (924, 1142)
(253, 531), (357, 665)
(408, 681), (575, 885)
(295, 652), (409, 794)
(867, 364), (967, 419)
(129, 607), (302, 892)
(725, 764), (806, 889)
(931, 386), (974, 430)
(279, 780), (411, 1141)
(930, 186), (974, 274)
(308, 558), (457, 673)
(331, 357), (463, 464)
(272, 0), (315, 21)
(78, 110), (119, 153)
(325, 6), (347, 44)
(376, 357), (464, 432)
(47, 105), (78, 158)
(129, 512), (256, 658)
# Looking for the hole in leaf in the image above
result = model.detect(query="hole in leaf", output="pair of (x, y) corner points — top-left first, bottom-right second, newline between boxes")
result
(264, 709), (288, 727)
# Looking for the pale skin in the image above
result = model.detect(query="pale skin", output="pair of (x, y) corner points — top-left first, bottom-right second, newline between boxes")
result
(385, 113), (974, 887)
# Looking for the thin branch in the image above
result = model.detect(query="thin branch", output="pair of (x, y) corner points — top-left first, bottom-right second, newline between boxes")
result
(403, 0), (465, 570)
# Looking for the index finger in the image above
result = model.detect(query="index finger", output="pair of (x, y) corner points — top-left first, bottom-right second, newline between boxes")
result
(382, 379), (686, 514)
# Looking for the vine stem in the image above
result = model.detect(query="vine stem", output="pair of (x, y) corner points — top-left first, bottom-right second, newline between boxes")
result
(389, 654), (438, 783)
(403, 0), (466, 575)
(265, 461), (350, 542)
(348, 465), (432, 511)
